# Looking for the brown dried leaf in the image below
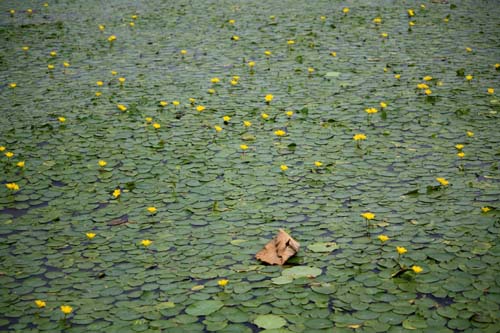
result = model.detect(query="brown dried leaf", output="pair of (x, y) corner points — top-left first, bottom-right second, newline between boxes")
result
(255, 229), (300, 265)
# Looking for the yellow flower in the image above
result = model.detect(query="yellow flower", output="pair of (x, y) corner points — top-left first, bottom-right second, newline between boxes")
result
(98, 160), (107, 167)
(58, 117), (66, 123)
(211, 77), (220, 84)
(230, 80), (238, 86)
(466, 131), (474, 137)
(314, 161), (323, 167)
(487, 88), (494, 94)
(145, 117), (153, 123)
(274, 129), (286, 137)
(261, 113), (269, 120)
(465, 75), (473, 81)
(436, 177), (449, 186)
(108, 35), (116, 42)
(17, 161), (25, 168)
(218, 279), (229, 287)
(223, 116), (231, 122)
(373, 17), (382, 24)
(111, 70), (118, 75)
(0, 146), (5, 151)
(417, 83), (429, 89)
(378, 235), (389, 242)
(394, 74), (401, 79)
(60, 305), (73, 315)
(160, 101), (168, 107)
(196, 105), (205, 112)
(495, 63), (500, 69)
(457, 152), (465, 158)
(35, 300), (46, 308)
(141, 239), (152, 247)
(228, 19), (235, 24)
(117, 104), (127, 112)
(99, 24), (105, 31)
(407, 9), (415, 17)
(118, 77), (126, 84)
(231, 35), (239, 41)
(248, 61), (255, 68)
(26, 8), (33, 14)
(353, 134), (366, 141)
(381, 32), (388, 38)
(320, 16), (326, 21)
(47, 64), (54, 70)
(153, 123), (161, 129)
(5, 152), (14, 158)
(240, 144), (248, 151)
(86, 232), (96, 239)
(396, 246), (407, 255)
(286, 111), (294, 117)
(189, 98), (196, 104)
(330, 51), (337, 57)
(411, 265), (423, 273)
(465, 47), (472, 52)
(10, 9), (15, 15)
(243, 121), (252, 127)
(409, 21), (415, 27)
(280, 164), (288, 171)
(287, 40), (295, 45)
(208, 88), (216, 94)
(172, 100), (180, 106)
(361, 212), (375, 220)
(455, 144), (464, 150)
(113, 188), (121, 198)
(421, 4), (426, 9)
(424, 89), (432, 95)
(342, 7), (350, 14)
(131, 15), (138, 20)
(232, 75), (240, 81)
(147, 207), (157, 214)
(481, 207), (491, 213)
(5, 183), (20, 191)
(96, 81), (104, 86)
(423, 76), (432, 81)
(63, 62), (70, 67)
(308, 67), (314, 73)
(180, 49), (187, 55)
(9, 83), (17, 88)
(50, 51), (57, 57)
(383, 67), (388, 72)
(380, 102), (387, 109)
(129, 22), (135, 27)
(437, 81), (443, 86)
(264, 50), (272, 56)
(214, 125), (222, 132)
(265, 94), (274, 102)
(365, 107), (378, 114)
(43, 3), (49, 7)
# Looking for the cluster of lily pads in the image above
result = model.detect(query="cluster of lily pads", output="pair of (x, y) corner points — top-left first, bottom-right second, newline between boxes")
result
(1, 0), (499, 332)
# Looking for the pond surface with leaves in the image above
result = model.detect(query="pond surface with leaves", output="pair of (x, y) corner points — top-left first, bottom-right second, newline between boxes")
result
(1, 1), (499, 332)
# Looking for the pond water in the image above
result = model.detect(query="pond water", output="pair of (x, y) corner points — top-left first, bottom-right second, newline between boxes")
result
(0, 0), (499, 332)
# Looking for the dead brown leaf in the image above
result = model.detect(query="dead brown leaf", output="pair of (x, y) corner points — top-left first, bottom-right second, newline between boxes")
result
(255, 229), (300, 265)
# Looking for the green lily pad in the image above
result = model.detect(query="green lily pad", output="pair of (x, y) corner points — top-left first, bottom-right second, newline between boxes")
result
(185, 300), (224, 316)
(282, 266), (322, 278)
(308, 242), (339, 253)
(253, 314), (287, 330)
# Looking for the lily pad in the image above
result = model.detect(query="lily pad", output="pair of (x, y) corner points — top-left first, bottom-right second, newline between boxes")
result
(282, 266), (322, 278)
(253, 314), (287, 330)
(308, 242), (339, 253)
(185, 300), (224, 316)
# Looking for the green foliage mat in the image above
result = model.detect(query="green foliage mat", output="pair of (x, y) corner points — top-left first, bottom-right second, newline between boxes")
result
(0, 0), (499, 332)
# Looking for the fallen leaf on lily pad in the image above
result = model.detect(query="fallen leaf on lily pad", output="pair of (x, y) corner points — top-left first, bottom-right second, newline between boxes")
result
(256, 229), (300, 265)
